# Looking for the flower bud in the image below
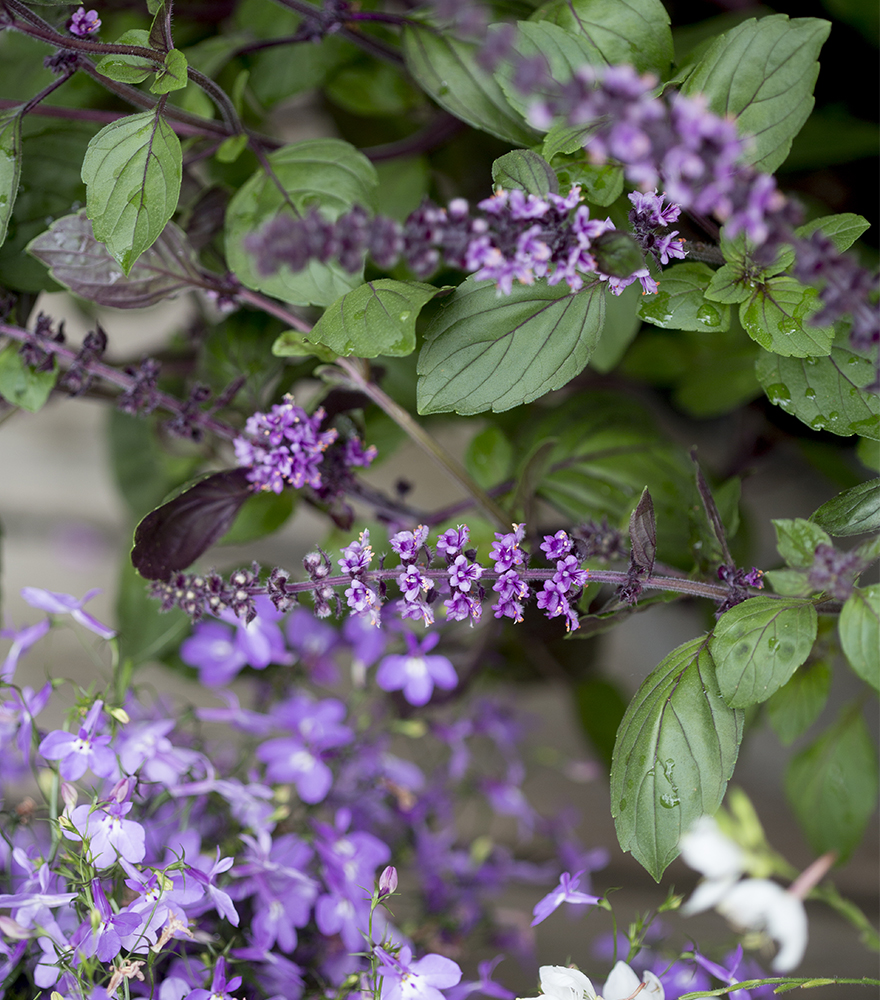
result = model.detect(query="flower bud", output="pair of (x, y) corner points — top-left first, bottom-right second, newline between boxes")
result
(378, 865), (398, 897)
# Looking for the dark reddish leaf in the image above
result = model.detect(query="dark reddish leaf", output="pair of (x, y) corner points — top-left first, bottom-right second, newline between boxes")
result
(131, 468), (253, 580)
(691, 449), (733, 566)
(629, 486), (657, 575)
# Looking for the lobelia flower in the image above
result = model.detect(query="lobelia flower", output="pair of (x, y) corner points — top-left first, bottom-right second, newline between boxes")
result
(530, 869), (602, 926)
(679, 815), (808, 972)
(0, 617), (50, 682)
(39, 699), (118, 782)
(446, 955), (516, 1000)
(375, 944), (463, 1000)
(376, 632), (458, 706)
(1, 682), (52, 761)
(187, 956), (243, 1000)
(20, 586), (116, 639)
(69, 878), (142, 963)
(65, 780), (147, 869)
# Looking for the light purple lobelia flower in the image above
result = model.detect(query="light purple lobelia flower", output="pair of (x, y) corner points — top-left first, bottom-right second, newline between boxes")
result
(375, 944), (462, 1000)
(39, 699), (117, 782)
(530, 869), (602, 926)
(376, 632), (457, 706)
(20, 586), (115, 640)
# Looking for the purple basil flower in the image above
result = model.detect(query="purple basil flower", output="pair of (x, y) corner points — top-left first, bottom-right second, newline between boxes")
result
(390, 525), (430, 562)
(39, 700), (117, 781)
(489, 523), (526, 573)
(541, 531), (573, 560)
(1, 617), (50, 682)
(68, 6), (101, 36)
(339, 529), (374, 575)
(20, 586), (115, 639)
(234, 397), (338, 493)
(436, 525), (470, 561)
(376, 632), (457, 706)
(376, 944), (462, 1000)
(530, 869), (602, 926)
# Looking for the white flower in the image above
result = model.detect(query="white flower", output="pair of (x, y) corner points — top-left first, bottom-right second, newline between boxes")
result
(517, 961), (664, 1000)
(679, 816), (808, 972)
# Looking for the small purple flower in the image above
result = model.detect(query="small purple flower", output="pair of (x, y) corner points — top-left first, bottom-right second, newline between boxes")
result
(436, 525), (470, 561)
(339, 529), (374, 575)
(187, 956), (243, 1000)
(390, 525), (430, 562)
(68, 6), (101, 36)
(491, 570), (528, 622)
(39, 700), (117, 781)
(444, 589), (482, 623)
(378, 865), (398, 897)
(20, 586), (115, 639)
(540, 531), (573, 560)
(66, 792), (146, 869)
(70, 879), (142, 963)
(345, 578), (382, 626)
(398, 564), (433, 605)
(375, 944), (462, 1000)
(530, 869), (602, 926)
(1, 618), (50, 682)
(187, 849), (240, 927)
(448, 554), (482, 592)
(376, 632), (457, 706)
(489, 523), (526, 573)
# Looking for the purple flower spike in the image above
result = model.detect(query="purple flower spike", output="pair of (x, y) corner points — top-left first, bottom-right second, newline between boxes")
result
(68, 6), (101, 36)
(530, 869), (602, 926)
(20, 587), (115, 639)
(376, 632), (457, 706)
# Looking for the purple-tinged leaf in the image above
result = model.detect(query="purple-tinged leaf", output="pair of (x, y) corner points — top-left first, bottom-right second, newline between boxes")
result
(628, 487), (656, 576)
(26, 210), (202, 308)
(131, 469), (253, 580)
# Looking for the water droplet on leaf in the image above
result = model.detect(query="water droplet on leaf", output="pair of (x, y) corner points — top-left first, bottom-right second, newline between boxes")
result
(696, 304), (721, 326)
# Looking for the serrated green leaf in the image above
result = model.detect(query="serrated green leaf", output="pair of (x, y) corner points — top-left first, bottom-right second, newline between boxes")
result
(785, 706), (879, 861)
(0, 342), (57, 411)
(811, 478), (880, 536)
(491, 150), (558, 196)
(638, 262), (730, 332)
(0, 108), (22, 247)
(763, 568), (813, 598)
(464, 425), (514, 490)
(225, 138), (377, 307)
(558, 161), (623, 207)
(150, 48), (188, 94)
(590, 281), (641, 373)
(402, 24), (537, 146)
(795, 213), (871, 253)
(417, 277), (605, 414)
(542, 121), (601, 160)
(680, 16), (831, 173)
(81, 109), (182, 274)
(611, 638), (743, 880)
(532, 0), (673, 78)
(757, 343), (880, 440)
(765, 657), (831, 745)
(741, 277), (834, 357)
(704, 263), (751, 305)
(839, 585), (880, 691)
(772, 517), (832, 567)
(709, 596), (817, 707)
(307, 280), (439, 358)
(94, 29), (157, 85)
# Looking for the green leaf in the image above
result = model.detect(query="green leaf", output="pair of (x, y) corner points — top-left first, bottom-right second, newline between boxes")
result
(373, 157), (429, 222)
(741, 277), (834, 358)
(589, 281), (641, 373)
(532, 0), (673, 78)
(542, 121), (601, 160)
(785, 706), (879, 861)
(0, 342), (56, 411)
(326, 61), (420, 117)
(464, 425), (514, 490)
(81, 109), (182, 275)
(417, 277), (605, 414)
(271, 330), (337, 362)
(555, 160), (623, 207)
(795, 213), (871, 253)
(225, 138), (377, 307)
(757, 342), (880, 440)
(709, 596), (818, 708)
(704, 263), (752, 305)
(402, 24), (537, 146)
(491, 150), (558, 196)
(150, 48), (189, 94)
(763, 568), (813, 598)
(680, 16), (831, 173)
(811, 479), (880, 537)
(218, 490), (296, 545)
(215, 133), (248, 164)
(772, 517), (832, 567)
(521, 391), (696, 566)
(638, 262), (730, 332)
(611, 638), (743, 881)
(765, 657), (831, 745)
(839, 585), (880, 691)
(94, 30), (157, 85)
(307, 280), (440, 358)
(0, 108), (22, 247)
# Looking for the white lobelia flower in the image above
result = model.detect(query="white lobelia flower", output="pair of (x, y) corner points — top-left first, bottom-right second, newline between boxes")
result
(679, 815), (808, 972)
(517, 961), (664, 1000)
